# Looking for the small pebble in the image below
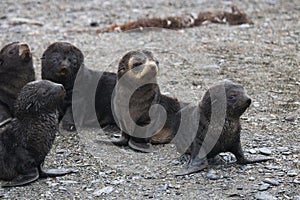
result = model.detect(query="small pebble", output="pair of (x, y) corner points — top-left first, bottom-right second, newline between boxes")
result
(277, 147), (289, 152)
(259, 148), (272, 155)
(90, 22), (99, 27)
(263, 178), (280, 186)
(206, 173), (219, 180)
(249, 177), (255, 181)
(236, 185), (243, 190)
(287, 171), (298, 177)
(293, 179), (300, 184)
(285, 115), (295, 121)
(258, 183), (270, 191)
(249, 149), (257, 154)
(93, 186), (114, 196)
(255, 192), (278, 200)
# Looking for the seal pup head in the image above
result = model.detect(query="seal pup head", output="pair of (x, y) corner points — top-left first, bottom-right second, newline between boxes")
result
(117, 50), (159, 83)
(41, 42), (84, 85)
(201, 79), (251, 119)
(14, 80), (66, 118)
(0, 41), (33, 73)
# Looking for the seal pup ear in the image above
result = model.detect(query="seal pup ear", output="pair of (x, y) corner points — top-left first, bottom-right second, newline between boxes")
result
(40, 53), (45, 60)
(118, 66), (126, 73)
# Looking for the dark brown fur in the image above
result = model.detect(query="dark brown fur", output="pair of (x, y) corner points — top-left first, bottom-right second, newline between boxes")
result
(100, 50), (181, 152)
(0, 42), (35, 124)
(41, 42), (117, 131)
(0, 80), (75, 187)
(176, 80), (272, 176)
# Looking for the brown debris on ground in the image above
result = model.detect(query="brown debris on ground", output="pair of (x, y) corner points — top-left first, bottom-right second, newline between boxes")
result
(96, 6), (253, 33)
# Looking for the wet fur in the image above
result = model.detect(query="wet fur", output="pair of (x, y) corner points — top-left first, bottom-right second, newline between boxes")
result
(0, 80), (66, 184)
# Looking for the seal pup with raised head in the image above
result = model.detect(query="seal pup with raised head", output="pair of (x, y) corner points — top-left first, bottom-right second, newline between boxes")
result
(0, 80), (76, 187)
(41, 42), (117, 131)
(176, 80), (272, 176)
(0, 42), (35, 124)
(99, 50), (181, 153)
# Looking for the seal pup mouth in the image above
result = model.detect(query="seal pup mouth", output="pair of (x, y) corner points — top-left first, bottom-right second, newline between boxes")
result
(18, 43), (32, 59)
(56, 68), (69, 77)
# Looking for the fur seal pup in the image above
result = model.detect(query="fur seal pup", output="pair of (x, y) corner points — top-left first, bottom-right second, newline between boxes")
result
(99, 50), (181, 153)
(0, 42), (35, 124)
(176, 80), (272, 176)
(41, 42), (117, 131)
(0, 80), (75, 187)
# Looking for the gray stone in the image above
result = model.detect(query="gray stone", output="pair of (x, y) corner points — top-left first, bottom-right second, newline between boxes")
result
(287, 171), (298, 177)
(258, 183), (270, 191)
(206, 173), (219, 180)
(263, 178), (280, 186)
(93, 186), (114, 196)
(285, 115), (295, 121)
(259, 148), (272, 155)
(255, 192), (278, 200)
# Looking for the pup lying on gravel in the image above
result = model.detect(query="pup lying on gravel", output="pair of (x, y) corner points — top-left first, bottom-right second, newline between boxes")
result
(0, 80), (76, 187)
(0, 41), (35, 126)
(175, 80), (273, 176)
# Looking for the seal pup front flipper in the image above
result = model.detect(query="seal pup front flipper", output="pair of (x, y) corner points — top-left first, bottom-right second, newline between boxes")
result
(128, 137), (153, 153)
(175, 146), (209, 176)
(2, 168), (39, 188)
(96, 132), (129, 146)
(38, 165), (78, 178)
(231, 142), (273, 164)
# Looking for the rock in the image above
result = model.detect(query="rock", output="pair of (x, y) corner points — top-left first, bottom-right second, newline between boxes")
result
(90, 22), (99, 27)
(249, 149), (257, 154)
(294, 196), (300, 200)
(9, 17), (43, 26)
(258, 183), (270, 191)
(265, 165), (279, 170)
(59, 180), (79, 184)
(287, 171), (298, 177)
(277, 147), (289, 152)
(293, 179), (300, 184)
(206, 173), (219, 180)
(249, 177), (255, 181)
(285, 115), (295, 121)
(253, 102), (260, 108)
(255, 192), (278, 200)
(263, 178), (280, 186)
(93, 186), (114, 196)
(236, 185), (243, 190)
(110, 179), (125, 185)
(259, 148), (272, 155)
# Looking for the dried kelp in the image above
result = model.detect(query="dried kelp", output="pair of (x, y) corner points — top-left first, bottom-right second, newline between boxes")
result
(96, 6), (253, 33)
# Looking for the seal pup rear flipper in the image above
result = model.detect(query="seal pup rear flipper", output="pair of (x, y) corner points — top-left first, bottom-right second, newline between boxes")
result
(1, 168), (39, 188)
(38, 165), (78, 178)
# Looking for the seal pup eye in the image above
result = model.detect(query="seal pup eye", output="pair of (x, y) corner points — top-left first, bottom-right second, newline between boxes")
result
(132, 62), (143, 68)
(8, 49), (16, 56)
(227, 95), (237, 101)
(51, 57), (60, 64)
(69, 56), (78, 64)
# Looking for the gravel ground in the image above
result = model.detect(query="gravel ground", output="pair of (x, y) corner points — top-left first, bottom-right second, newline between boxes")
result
(0, 0), (299, 199)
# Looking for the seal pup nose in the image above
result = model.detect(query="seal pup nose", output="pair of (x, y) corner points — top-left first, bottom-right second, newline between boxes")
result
(18, 43), (31, 59)
(247, 98), (251, 105)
